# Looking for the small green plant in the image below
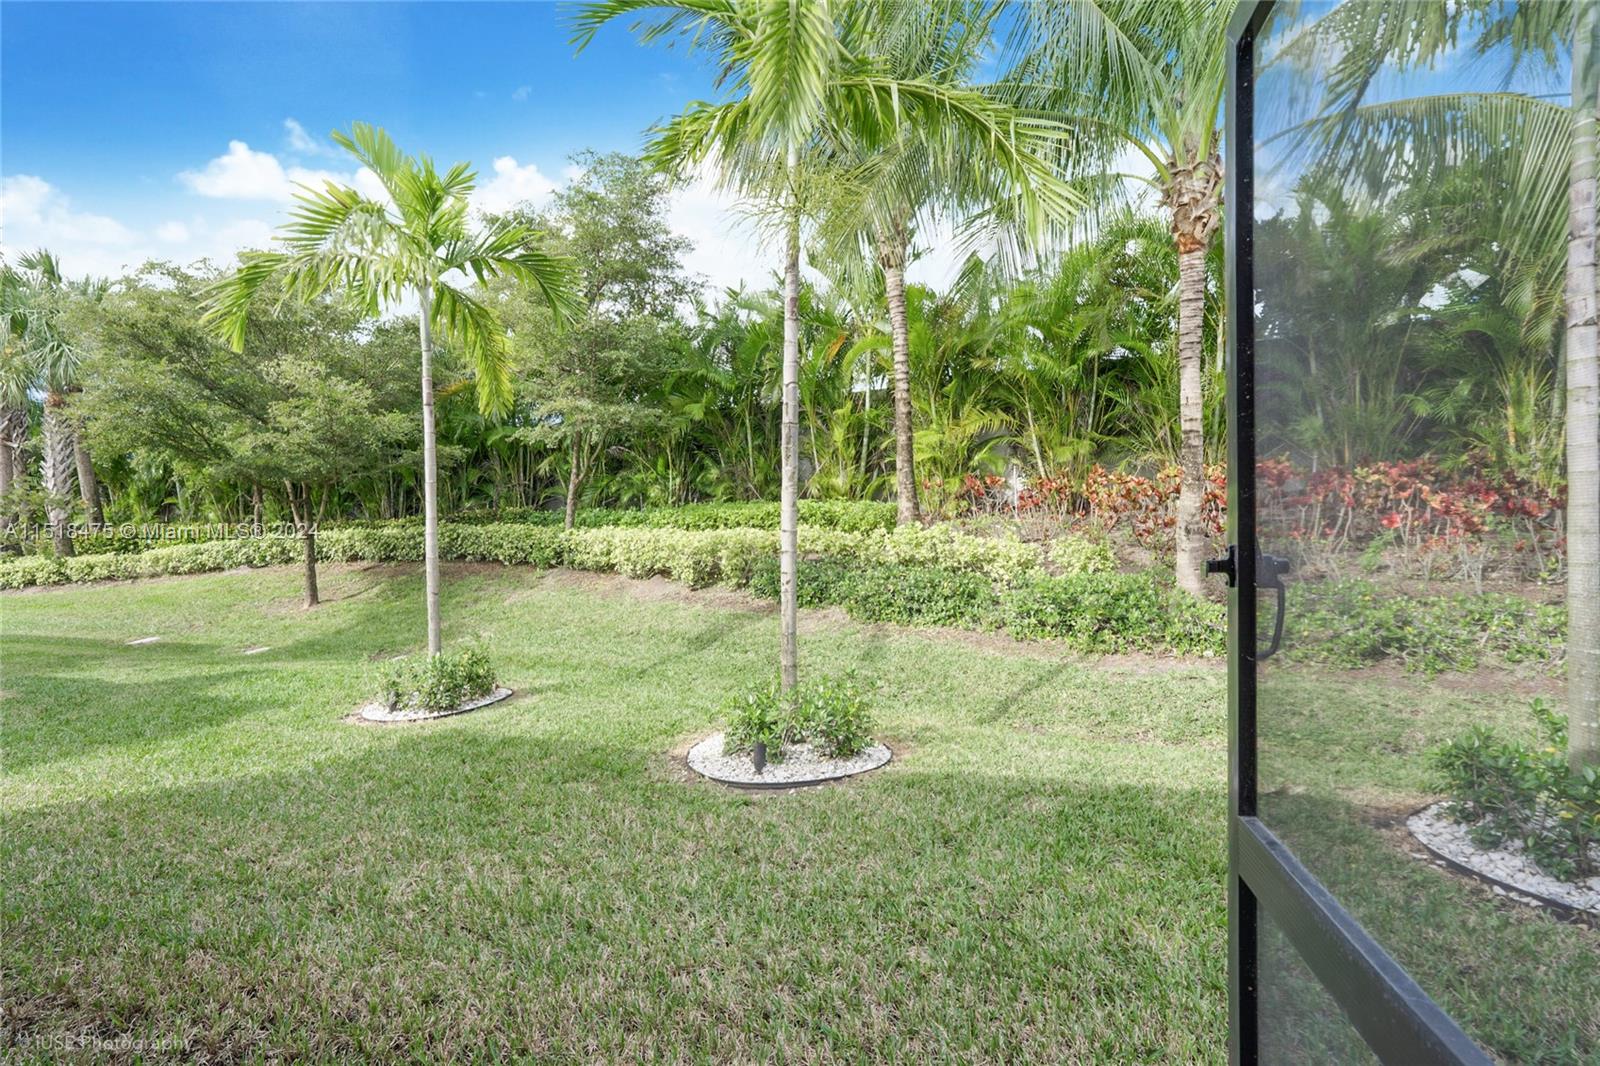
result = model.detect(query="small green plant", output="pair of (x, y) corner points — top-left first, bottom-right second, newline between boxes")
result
(798, 674), (876, 758)
(378, 644), (497, 714)
(1431, 700), (1600, 881)
(722, 683), (789, 758)
(721, 674), (878, 760)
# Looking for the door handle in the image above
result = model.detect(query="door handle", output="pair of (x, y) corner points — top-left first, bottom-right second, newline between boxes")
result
(1257, 553), (1292, 661)
(1206, 545), (1292, 660)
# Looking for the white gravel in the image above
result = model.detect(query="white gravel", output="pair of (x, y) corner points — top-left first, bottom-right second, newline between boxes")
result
(1407, 802), (1599, 915)
(358, 686), (514, 724)
(687, 731), (891, 787)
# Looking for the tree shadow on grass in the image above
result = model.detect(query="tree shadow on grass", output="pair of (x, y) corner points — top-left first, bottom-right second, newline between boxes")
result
(3, 726), (1231, 1063)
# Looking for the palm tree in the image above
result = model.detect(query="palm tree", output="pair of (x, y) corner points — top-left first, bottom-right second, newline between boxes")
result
(575, 0), (1075, 689)
(0, 259), (36, 532)
(1008, 0), (1231, 596)
(6, 251), (106, 554)
(208, 124), (579, 654)
(813, 0), (1080, 526)
(1567, 0), (1597, 770)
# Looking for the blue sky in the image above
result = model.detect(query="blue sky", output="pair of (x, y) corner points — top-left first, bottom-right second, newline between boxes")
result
(0, 1), (797, 290)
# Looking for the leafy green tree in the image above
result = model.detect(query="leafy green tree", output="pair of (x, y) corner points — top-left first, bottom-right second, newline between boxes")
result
(86, 264), (417, 607)
(207, 123), (580, 654)
(495, 152), (694, 528)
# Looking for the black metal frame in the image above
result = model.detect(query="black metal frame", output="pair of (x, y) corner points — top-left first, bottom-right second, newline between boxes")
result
(1224, 5), (1493, 1063)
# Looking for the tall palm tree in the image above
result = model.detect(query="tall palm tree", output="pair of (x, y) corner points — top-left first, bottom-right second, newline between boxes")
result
(208, 123), (579, 653)
(1008, 0), (1231, 596)
(8, 250), (105, 554)
(814, 0), (1080, 525)
(575, 0), (1075, 689)
(1567, 0), (1597, 770)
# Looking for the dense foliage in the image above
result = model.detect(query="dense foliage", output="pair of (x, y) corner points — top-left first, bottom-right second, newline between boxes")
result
(378, 645), (499, 715)
(1433, 701), (1600, 880)
(723, 675), (877, 760)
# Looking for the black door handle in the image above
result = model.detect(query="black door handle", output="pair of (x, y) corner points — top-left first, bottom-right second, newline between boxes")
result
(1257, 553), (1292, 661)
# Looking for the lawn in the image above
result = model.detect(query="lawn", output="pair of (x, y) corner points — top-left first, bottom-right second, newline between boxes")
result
(2, 564), (1594, 1062)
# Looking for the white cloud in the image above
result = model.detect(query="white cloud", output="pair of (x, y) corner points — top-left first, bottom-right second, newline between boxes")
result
(471, 156), (559, 215)
(511, 85), (532, 103)
(179, 140), (351, 202)
(1, 174), (137, 248)
(283, 118), (336, 157)
(155, 220), (191, 243)
(666, 173), (775, 295)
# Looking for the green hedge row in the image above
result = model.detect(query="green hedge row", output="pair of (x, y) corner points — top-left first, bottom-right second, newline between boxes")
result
(7, 500), (899, 557)
(4, 521), (1555, 672)
(0, 521), (1052, 591)
(748, 558), (1225, 655)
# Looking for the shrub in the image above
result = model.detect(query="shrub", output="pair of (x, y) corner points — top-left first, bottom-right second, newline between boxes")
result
(377, 645), (497, 714)
(1283, 580), (1565, 675)
(799, 524), (1043, 585)
(797, 674), (876, 758)
(721, 675), (878, 760)
(999, 571), (1224, 654)
(1048, 535), (1116, 575)
(722, 682), (789, 757)
(0, 555), (69, 589)
(1431, 700), (1600, 881)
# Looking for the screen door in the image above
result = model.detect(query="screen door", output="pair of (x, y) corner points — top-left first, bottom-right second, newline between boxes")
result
(1224, 3), (1588, 1063)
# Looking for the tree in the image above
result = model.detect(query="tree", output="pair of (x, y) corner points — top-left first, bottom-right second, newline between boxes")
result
(208, 124), (580, 654)
(3, 250), (109, 554)
(0, 259), (36, 532)
(813, 0), (1080, 526)
(1567, 0), (1597, 770)
(1010, 0), (1232, 596)
(87, 264), (418, 608)
(575, 0), (1075, 689)
(495, 152), (693, 528)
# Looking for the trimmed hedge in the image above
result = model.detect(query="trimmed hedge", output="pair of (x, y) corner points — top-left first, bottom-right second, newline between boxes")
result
(750, 558), (1224, 654)
(4, 501), (898, 557)
(9, 517), (1553, 672)
(351, 499), (898, 534)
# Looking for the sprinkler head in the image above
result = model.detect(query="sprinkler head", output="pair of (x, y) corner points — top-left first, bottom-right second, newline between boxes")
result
(752, 741), (767, 773)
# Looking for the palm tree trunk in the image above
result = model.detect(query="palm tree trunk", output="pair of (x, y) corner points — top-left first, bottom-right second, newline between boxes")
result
(1174, 242), (1208, 596)
(0, 406), (15, 532)
(418, 283), (443, 657)
(74, 434), (102, 526)
(565, 434), (581, 531)
(877, 221), (919, 525)
(1567, 0), (1599, 771)
(779, 153), (802, 693)
(41, 396), (76, 557)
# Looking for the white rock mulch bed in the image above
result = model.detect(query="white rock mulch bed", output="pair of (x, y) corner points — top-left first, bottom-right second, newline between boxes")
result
(1407, 802), (1599, 916)
(357, 686), (514, 724)
(686, 731), (891, 788)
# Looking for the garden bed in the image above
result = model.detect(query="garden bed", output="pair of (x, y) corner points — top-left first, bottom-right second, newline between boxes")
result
(1407, 802), (1600, 917)
(687, 731), (891, 788)
(357, 686), (514, 724)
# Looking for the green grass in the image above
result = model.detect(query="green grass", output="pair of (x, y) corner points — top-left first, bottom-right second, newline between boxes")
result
(1, 564), (1594, 1062)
